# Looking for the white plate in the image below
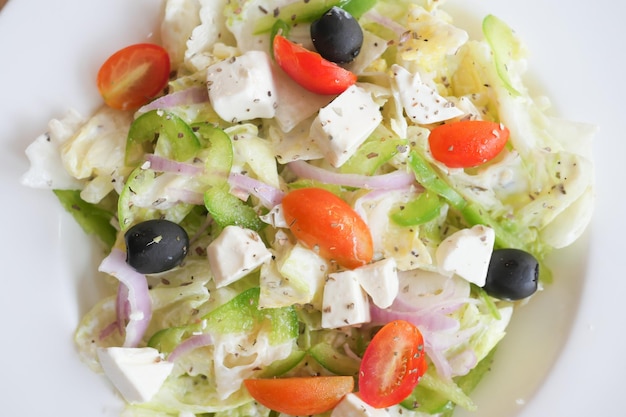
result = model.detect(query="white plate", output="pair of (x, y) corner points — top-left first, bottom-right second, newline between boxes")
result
(0, 0), (621, 416)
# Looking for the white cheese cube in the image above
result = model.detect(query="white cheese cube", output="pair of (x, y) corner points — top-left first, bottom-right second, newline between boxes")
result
(310, 85), (382, 167)
(207, 225), (272, 288)
(331, 393), (390, 417)
(322, 270), (371, 329)
(435, 225), (495, 286)
(354, 258), (399, 309)
(96, 347), (174, 404)
(206, 50), (277, 123)
(391, 64), (464, 124)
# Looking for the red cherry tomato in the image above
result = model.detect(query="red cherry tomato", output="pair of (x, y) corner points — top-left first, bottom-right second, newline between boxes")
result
(359, 320), (427, 408)
(281, 187), (373, 269)
(97, 43), (170, 111)
(243, 376), (354, 415)
(272, 34), (357, 95)
(428, 120), (509, 168)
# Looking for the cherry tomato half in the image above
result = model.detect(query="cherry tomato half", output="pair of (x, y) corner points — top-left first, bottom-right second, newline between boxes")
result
(281, 187), (373, 269)
(359, 320), (427, 408)
(428, 120), (509, 168)
(97, 43), (170, 111)
(273, 34), (357, 95)
(243, 376), (354, 415)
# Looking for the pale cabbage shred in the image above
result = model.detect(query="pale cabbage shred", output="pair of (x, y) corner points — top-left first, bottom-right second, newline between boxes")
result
(21, 0), (595, 416)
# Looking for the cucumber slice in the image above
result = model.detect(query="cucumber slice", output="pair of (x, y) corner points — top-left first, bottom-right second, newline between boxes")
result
(309, 342), (360, 376)
(259, 349), (307, 377)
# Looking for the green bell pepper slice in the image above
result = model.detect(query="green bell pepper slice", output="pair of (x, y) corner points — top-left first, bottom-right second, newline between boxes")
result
(125, 109), (201, 166)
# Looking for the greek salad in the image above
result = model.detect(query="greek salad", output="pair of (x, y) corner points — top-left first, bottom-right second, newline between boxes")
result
(21, 0), (595, 416)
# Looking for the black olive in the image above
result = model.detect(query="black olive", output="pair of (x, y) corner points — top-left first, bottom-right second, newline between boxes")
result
(483, 248), (539, 301)
(124, 219), (189, 274)
(310, 7), (364, 63)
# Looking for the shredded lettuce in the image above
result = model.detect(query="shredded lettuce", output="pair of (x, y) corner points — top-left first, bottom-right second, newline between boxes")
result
(21, 1), (595, 416)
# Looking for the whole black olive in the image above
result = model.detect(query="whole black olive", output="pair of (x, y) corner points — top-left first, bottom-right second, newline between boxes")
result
(310, 7), (364, 63)
(483, 248), (539, 300)
(124, 219), (189, 274)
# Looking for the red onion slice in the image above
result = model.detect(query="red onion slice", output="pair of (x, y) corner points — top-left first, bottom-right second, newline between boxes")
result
(116, 283), (130, 334)
(167, 333), (214, 362)
(287, 160), (416, 190)
(228, 172), (285, 208)
(98, 248), (153, 348)
(369, 304), (459, 333)
(145, 154), (204, 176)
(137, 86), (209, 114)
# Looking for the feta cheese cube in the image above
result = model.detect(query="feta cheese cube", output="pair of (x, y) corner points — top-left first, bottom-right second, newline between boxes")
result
(322, 270), (371, 328)
(206, 50), (277, 123)
(354, 258), (399, 309)
(207, 225), (272, 288)
(331, 393), (390, 417)
(435, 225), (495, 286)
(310, 85), (382, 167)
(96, 347), (174, 404)
(391, 64), (464, 124)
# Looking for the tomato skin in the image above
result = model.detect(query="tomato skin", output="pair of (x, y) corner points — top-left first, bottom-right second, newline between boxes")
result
(428, 120), (509, 168)
(281, 187), (373, 269)
(97, 43), (170, 111)
(243, 376), (354, 415)
(273, 34), (357, 95)
(359, 320), (427, 408)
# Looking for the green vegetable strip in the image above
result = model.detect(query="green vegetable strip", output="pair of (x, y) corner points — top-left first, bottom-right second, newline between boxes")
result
(417, 370), (477, 411)
(471, 284), (502, 320)
(308, 342), (360, 376)
(390, 190), (443, 227)
(191, 122), (234, 187)
(407, 151), (466, 210)
(402, 348), (499, 414)
(269, 19), (291, 59)
(204, 187), (265, 232)
(53, 189), (117, 249)
(340, 124), (407, 175)
(482, 14), (522, 97)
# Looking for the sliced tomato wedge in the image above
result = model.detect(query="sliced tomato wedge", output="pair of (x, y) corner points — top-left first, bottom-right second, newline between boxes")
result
(281, 187), (373, 269)
(243, 376), (354, 415)
(272, 34), (357, 95)
(359, 320), (427, 408)
(428, 120), (509, 168)
(97, 43), (170, 111)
